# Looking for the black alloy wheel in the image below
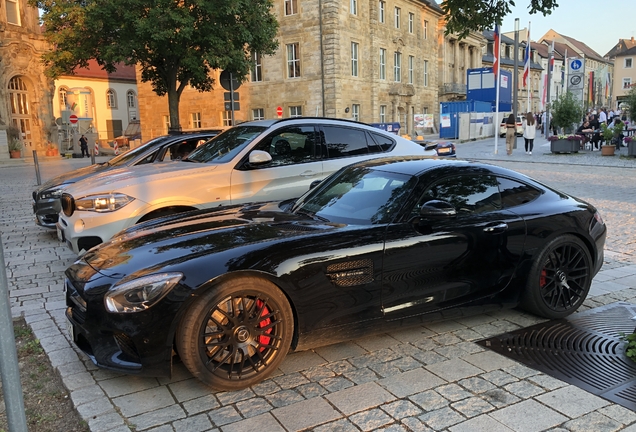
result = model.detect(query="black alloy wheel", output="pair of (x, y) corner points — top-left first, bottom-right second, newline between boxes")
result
(177, 277), (293, 390)
(521, 235), (592, 319)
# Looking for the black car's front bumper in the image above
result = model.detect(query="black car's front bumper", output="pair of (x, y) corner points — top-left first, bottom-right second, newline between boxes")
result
(32, 196), (60, 228)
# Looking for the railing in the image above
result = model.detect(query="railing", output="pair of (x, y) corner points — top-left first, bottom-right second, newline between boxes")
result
(439, 83), (467, 95)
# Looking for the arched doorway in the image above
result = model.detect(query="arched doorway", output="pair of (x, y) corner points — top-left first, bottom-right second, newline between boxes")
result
(8, 77), (33, 153)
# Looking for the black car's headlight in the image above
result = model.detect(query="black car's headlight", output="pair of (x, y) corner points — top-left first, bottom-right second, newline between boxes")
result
(40, 187), (66, 200)
(75, 193), (135, 213)
(104, 273), (183, 313)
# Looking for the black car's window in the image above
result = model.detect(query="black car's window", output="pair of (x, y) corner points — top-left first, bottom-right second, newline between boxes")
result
(188, 126), (266, 163)
(251, 126), (317, 167)
(414, 174), (501, 216)
(497, 177), (542, 209)
(108, 136), (169, 166)
(369, 132), (396, 152)
(322, 126), (370, 158)
(160, 137), (212, 161)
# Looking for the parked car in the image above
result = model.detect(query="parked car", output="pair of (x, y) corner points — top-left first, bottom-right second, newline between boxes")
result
(412, 138), (456, 157)
(32, 131), (220, 228)
(499, 115), (524, 137)
(64, 156), (606, 390)
(56, 118), (436, 254)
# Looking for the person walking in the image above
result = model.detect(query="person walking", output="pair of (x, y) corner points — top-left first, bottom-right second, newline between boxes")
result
(505, 113), (516, 155)
(522, 112), (536, 155)
(79, 135), (89, 158)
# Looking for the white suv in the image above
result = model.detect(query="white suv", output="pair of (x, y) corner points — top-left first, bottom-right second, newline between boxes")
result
(58, 118), (435, 254)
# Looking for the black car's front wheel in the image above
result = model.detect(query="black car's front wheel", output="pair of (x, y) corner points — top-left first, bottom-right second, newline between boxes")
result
(176, 277), (294, 390)
(520, 235), (592, 319)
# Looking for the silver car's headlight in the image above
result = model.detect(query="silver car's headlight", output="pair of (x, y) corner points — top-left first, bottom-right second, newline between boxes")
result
(104, 273), (183, 313)
(75, 193), (135, 212)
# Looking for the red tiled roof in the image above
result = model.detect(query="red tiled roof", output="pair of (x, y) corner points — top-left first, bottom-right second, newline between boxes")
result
(71, 59), (136, 81)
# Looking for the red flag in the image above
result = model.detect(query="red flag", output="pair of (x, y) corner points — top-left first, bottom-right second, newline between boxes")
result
(493, 24), (500, 77)
(523, 29), (530, 87)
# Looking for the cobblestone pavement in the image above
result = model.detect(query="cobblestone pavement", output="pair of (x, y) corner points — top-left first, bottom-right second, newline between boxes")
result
(2, 143), (636, 432)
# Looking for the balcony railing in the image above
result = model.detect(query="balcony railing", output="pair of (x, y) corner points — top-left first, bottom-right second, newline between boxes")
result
(439, 83), (467, 95)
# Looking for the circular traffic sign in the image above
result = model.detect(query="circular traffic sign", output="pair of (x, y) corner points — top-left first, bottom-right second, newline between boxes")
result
(570, 59), (582, 71)
(69, 114), (78, 124)
(276, 106), (283, 118)
(219, 70), (240, 91)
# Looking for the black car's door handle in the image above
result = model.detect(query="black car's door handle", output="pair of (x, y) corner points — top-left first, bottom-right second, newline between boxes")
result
(483, 223), (508, 233)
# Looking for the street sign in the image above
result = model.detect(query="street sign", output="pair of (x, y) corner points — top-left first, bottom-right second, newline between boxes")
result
(219, 70), (240, 91)
(224, 102), (240, 110)
(276, 106), (283, 118)
(223, 92), (240, 101)
(69, 114), (78, 124)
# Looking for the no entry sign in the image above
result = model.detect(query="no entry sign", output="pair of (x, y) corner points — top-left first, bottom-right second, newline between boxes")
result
(69, 114), (78, 124)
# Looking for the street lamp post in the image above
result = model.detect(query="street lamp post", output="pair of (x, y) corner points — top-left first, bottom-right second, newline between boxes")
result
(513, 18), (519, 123)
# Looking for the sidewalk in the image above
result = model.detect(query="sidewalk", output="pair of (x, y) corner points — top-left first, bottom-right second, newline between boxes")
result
(3, 143), (636, 432)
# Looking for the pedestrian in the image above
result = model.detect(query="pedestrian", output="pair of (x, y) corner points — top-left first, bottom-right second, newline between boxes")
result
(79, 135), (89, 157)
(505, 113), (516, 155)
(522, 112), (536, 155)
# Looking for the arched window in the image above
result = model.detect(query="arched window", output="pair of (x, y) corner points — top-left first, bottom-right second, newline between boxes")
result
(8, 77), (32, 149)
(59, 87), (68, 110)
(126, 90), (137, 121)
(106, 89), (117, 109)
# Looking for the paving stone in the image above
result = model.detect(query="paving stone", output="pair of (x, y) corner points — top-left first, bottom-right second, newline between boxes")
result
(272, 372), (309, 389)
(296, 382), (328, 399)
(312, 418), (359, 432)
(146, 426), (175, 432)
(326, 382), (396, 415)
(264, 389), (305, 408)
(462, 350), (519, 372)
(418, 406), (465, 429)
(69, 385), (106, 406)
(251, 379), (281, 396)
(451, 396), (495, 418)
(216, 388), (256, 405)
(598, 404), (636, 425)
(171, 413), (212, 432)
(408, 390), (449, 412)
(435, 383), (472, 402)
(46, 347), (79, 367)
(354, 333), (400, 351)
(391, 343), (423, 357)
(480, 370), (519, 386)
(235, 397), (273, 418)
(389, 355), (424, 371)
(480, 389), (521, 409)
(526, 373), (568, 391)
(76, 396), (115, 419)
(348, 348), (401, 368)
(278, 349), (326, 374)
(99, 375), (160, 398)
(412, 339), (442, 351)
(314, 341), (368, 362)
(343, 367), (379, 385)
(379, 367), (446, 398)
(411, 350), (448, 365)
(182, 394), (220, 415)
(503, 363), (540, 379)
(489, 399), (568, 432)
(128, 405), (186, 431)
(453, 328), (484, 342)
(112, 386), (176, 417)
(503, 380), (545, 399)
(448, 414), (515, 432)
(301, 364), (336, 382)
(381, 399), (423, 420)
(560, 411), (622, 432)
(169, 378), (214, 402)
(433, 345), (470, 359)
(349, 407), (394, 431)
(319, 375), (355, 392)
(426, 358), (483, 382)
(368, 361), (402, 378)
(62, 371), (97, 391)
(57, 360), (90, 377)
(325, 359), (357, 375)
(86, 411), (127, 432)
(272, 396), (341, 431)
(208, 405), (243, 427)
(458, 377), (496, 394)
(432, 333), (463, 346)
(425, 320), (468, 334)
(401, 416), (434, 432)
(535, 385), (610, 417)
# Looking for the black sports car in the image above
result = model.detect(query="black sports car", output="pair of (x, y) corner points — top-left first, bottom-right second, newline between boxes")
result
(64, 157), (606, 391)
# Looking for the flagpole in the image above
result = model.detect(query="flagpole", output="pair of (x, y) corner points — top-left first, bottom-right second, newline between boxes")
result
(545, 41), (554, 137)
(494, 24), (500, 155)
(526, 22), (531, 113)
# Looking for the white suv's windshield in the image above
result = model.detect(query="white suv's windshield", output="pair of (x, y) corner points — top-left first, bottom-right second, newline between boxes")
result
(187, 126), (267, 163)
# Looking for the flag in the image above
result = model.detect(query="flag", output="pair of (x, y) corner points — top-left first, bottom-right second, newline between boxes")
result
(522, 26), (530, 87)
(588, 71), (595, 104)
(606, 71), (611, 98)
(493, 24), (500, 77)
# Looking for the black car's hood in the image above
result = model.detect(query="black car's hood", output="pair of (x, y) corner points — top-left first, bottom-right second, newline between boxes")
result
(36, 163), (108, 193)
(80, 201), (343, 279)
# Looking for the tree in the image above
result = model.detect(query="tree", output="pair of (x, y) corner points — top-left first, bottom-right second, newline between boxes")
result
(624, 85), (636, 122)
(551, 91), (583, 134)
(31, 0), (279, 130)
(441, 0), (559, 39)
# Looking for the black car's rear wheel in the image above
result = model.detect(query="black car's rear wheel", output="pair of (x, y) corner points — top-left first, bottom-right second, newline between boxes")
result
(520, 235), (592, 319)
(176, 277), (293, 390)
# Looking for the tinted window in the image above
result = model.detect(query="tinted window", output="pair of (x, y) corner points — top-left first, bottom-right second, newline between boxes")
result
(497, 177), (541, 209)
(108, 136), (170, 166)
(415, 175), (501, 216)
(251, 126), (317, 167)
(188, 126), (266, 163)
(322, 126), (369, 158)
(369, 132), (396, 152)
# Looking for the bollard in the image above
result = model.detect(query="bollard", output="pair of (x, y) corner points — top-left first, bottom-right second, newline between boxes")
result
(114, 141), (119, 155)
(0, 237), (29, 432)
(32, 149), (42, 186)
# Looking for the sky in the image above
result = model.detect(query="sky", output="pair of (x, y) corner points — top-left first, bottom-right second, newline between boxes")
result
(501, 0), (635, 57)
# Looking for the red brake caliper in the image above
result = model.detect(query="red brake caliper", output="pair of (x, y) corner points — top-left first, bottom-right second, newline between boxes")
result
(256, 300), (271, 352)
(540, 268), (547, 287)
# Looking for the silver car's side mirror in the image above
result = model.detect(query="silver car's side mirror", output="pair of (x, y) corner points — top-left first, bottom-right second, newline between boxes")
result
(248, 150), (273, 165)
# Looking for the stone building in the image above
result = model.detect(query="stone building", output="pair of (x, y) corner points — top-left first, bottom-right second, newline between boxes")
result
(438, 27), (486, 102)
(0, 0), (56, 159)
(605, 37), (636, 112)
(138, 0), (446, 139)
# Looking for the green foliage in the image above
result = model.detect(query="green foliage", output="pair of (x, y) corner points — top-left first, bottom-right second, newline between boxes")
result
(8, 138), (22, 152)
(620, 332), (636, 361)
(600, 121), (624, 143)
(551, 91), (583, 133)
(625, 85), (636, 122)
(31, 0), (280, 129)
(441, 0), (559, 39)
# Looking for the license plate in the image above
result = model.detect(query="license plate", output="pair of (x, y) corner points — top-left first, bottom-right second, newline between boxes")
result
(57, 225), (64, 242)
(67, 319), (75, 342)
(437, 148), (451, 154)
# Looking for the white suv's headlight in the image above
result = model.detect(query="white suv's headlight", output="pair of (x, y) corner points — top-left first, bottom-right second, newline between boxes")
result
(104, 273), (183, 313)
(75, 193), (135, 212)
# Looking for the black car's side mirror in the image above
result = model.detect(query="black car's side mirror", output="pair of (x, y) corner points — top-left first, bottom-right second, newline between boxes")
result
(309, 179), (323, 190)
(419, 200), (457, 219)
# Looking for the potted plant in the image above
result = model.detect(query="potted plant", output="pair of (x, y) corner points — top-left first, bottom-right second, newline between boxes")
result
(547, 134), (584, 153)
(550, 91), (584, 153)
(600, 123), (621, 156)
(8, 138), (22, 158)
(625, 136), (636, 157)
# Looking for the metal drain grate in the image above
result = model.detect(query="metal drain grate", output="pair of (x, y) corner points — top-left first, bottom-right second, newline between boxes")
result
(477, 302), (636, 410)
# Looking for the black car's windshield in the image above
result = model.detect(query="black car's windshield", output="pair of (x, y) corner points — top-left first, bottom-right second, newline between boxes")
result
(187, 126), (267, 163)
(107, 136), (169, 166)
(293, 167), (417, 225)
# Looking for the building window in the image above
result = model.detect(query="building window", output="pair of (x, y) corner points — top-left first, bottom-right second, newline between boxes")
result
(284, 0), (297, 16)
(351, 104), (360, 121)
(6, 0), (20, 25)
(408, 13), (414, 34)
(408, 55), (414, 84)
(379, 48), (386, 80)
(286, 43), (301, 78)
(251, 52), (263, 82)
(351, 42), (359, 77)
(379, 105), (386, 123)
(424, 20), (428, 39)
(623, 78), (632, 89)
(289, 106), (302, 118)
(106, 89), (117, 109)
(626, 58), (633, 68)
(222, 111), (233, 126)
(379, 1), (385, 23)
(163, 115), (170, 134)
(394, 52), (401, 82)
(59, 88), (68, 110)
(394, 7), (400, 28)
(252, 108), (264, 120)
(350, 0), (357, 15)
(127, 90), (136, 108)
(423, 60), (429, 87)
(190, 112), (201, 129)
